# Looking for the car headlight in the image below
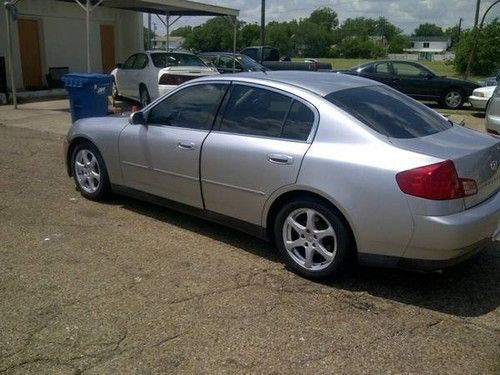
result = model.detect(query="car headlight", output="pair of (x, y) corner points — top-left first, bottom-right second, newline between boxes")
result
(472, 89), (483, 97)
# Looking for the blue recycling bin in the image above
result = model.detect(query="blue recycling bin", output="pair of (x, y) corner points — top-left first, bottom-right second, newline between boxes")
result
(63, 73), (112, 122)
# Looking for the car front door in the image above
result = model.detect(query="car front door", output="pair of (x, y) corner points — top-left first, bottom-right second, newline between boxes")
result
(118, 82), (229, 208)
(201, 83), (316, 226)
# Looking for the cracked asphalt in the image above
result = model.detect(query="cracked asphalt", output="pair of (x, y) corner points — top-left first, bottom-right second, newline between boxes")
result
(0, 105), (499, 374)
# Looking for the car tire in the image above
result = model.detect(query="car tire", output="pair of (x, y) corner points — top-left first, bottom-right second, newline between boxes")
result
(71, 141), (111, 201)
(139, 85), (151, 108)
(111, 78), (120, 100)
(274, 197), (353, 279)
(441, 88), (465, 109)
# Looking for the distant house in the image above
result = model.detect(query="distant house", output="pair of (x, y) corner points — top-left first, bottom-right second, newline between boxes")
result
(404, 36), (452, 61)
(152, 35), (185, 50)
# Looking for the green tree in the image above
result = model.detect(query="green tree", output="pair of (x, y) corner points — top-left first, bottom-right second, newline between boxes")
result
(171, 26), (193, 38)
(335, 38), (386, 58)
(375, 17), (401, 43)
(182, 17), (237, 52)
(339, 17), (377, 40)
(454, 19), (500, 76)
(266, 20), (298, 56)
(387, 34), (409, 53)
(413, 23), (444, 36)
(444, 25), (463, 48)
(240, 23), (260, 47)
(143, 26), (157, 50)
(309, 7), (338, 32)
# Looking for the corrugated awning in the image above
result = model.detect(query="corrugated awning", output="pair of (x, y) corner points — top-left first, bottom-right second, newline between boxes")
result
(56, 0), (239, 16)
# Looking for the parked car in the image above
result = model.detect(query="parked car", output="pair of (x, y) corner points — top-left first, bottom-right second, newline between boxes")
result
(240, 46), (332, 71)
(344, 60), (480, 109)
(486, 85), (500, 135)
(198, 52), (266, 73)
(469, 86), (497, 110)
(64, 71), (500, 279)
(111, 51), (218, 107)
(478, 70), (500, 87)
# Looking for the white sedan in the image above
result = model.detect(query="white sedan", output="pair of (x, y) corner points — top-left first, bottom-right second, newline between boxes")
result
(469, 86), (497, 110)
(111, 51), (218, 107)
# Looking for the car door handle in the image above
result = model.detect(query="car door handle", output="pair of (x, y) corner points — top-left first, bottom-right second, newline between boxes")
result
(177, 141), (195, 150)
(268, 154), (293, 165)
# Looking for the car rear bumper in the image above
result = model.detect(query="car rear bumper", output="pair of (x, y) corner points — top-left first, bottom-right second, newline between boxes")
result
(468, 95), (489, 110)
(359, 191), (499, 270)
(404, 191), (499, 267)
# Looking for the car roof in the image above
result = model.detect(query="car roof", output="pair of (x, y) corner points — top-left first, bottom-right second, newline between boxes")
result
(195, 71), (379, 96)
(146, 50), (194, 55)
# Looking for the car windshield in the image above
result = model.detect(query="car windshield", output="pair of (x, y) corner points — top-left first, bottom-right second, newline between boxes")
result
(151, 53), (207, 68)
(325, 85), (452, 139)
(236, 55), (266, 71)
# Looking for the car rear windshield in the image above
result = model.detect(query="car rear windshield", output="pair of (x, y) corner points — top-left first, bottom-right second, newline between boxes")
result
(151, 53), (207, 68)
(325, 85), (452, 139)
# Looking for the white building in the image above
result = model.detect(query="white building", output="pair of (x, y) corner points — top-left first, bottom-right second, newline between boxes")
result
(405, 36), (452, 61)
(0, 0), (143, 91)
(151, 35), (185, 50)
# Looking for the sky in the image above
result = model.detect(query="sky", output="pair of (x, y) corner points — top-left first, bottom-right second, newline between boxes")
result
(146, 0), (500, 36)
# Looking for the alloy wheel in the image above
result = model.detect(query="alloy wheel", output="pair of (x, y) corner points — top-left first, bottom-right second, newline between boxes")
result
(445, 91), (462, 108)
(282, 208), (338, 271)
(74, 149), (101, 194)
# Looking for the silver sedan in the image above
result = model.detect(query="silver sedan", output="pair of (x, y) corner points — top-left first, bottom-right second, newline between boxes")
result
(64, 71), (500, 279)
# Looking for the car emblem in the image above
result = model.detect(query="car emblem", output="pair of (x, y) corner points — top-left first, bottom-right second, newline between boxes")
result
(490, 160), (499, 172)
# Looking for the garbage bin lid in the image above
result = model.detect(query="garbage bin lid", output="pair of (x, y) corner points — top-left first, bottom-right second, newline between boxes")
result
(62, 73), (111, 88)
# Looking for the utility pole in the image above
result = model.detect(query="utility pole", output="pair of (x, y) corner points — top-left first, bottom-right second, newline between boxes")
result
(147, 13), (152, 50)
(474, 0), (481, 27)
(260, 0), (265, 46)
(458, 17), (462, 39)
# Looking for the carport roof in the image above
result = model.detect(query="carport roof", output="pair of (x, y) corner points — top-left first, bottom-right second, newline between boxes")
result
(57, 0), (239, 17)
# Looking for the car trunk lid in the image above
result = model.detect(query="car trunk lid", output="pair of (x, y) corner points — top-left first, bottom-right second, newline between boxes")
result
(390, 125), (500, 209)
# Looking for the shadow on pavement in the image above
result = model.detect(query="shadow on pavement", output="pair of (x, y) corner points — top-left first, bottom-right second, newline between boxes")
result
(105, 194), (499, 318)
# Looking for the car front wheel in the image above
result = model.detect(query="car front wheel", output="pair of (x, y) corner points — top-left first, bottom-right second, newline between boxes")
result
(140, 86), (151, 108)
(274, 197), (352, 279)
(441, 88), (464, 109)
(71, 142), (111, 201)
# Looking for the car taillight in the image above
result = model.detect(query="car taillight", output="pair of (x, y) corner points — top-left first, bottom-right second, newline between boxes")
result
(396, 160), (477, 200)
(158, 74), (194, 86)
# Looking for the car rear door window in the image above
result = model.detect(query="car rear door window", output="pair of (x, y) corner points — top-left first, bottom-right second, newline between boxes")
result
(122, 55), (136, 69)
(132, 54), (148, 69)
(147, 84), (228, 130)
(281, 101), (314, 141)
(374, 62), (391, 74)
(325, 85), (452, 139)
(219, 85), (292, 138)
(392, 62), (426, 77)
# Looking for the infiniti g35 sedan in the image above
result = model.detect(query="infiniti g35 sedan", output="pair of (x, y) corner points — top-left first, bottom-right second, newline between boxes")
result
(64, 71), (500, 279)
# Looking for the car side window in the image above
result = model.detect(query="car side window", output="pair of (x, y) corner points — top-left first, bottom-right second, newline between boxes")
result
(374, 63), (390, 75)
(242, 48), (258, 61)
(122, 55), (136, 69)
(281, 101), (315, 141)
(147, 84), (228, 130)
(219, 85), (292, 138)
(219, 56), (243, 71)
(133, 54), (148, 69)
(393, 62), (426, 77)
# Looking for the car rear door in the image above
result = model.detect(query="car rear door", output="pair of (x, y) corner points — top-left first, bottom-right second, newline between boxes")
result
(128, 53), (149, 100)
(201, 83), (316, 226)
(119, 82), (229, 208)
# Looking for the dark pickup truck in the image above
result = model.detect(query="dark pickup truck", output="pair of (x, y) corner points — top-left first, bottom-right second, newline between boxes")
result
(240, 46), (331, 71)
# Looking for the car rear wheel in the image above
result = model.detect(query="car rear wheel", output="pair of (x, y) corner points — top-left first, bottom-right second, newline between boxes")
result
(441, 88), (464, 109)
(72, 142), (110, 201)
(139, 86), (151, 108)
(274, 197), (352, 279)
(111, 79), (119, 100)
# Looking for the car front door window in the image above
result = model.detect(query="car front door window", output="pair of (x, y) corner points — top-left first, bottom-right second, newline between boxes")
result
(393, 62), (426, 78)
(148, 84), (228, 130)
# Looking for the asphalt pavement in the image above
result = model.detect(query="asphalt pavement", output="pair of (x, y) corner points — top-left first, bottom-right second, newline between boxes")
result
(0, 102), (499, 374)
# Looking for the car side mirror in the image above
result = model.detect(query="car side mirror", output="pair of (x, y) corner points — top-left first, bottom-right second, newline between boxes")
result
(116, 63), (122, 69)
(129, 111), (145, 125)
